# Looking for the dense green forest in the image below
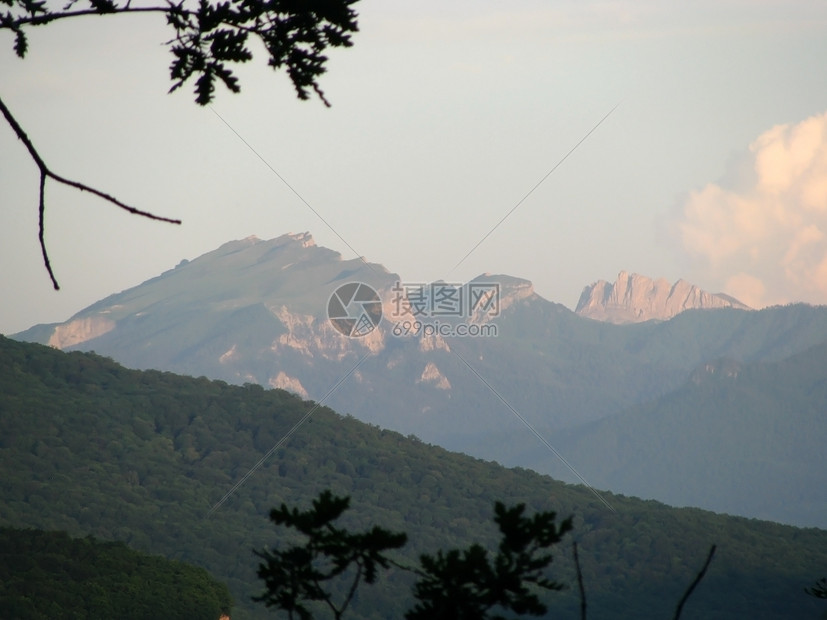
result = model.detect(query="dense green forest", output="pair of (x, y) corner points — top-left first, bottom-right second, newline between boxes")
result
(1, 335), (826, 618)
(0, 527), (231, 619)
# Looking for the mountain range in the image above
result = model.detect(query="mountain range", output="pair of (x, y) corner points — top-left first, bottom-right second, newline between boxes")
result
(13, 232), (827, 527)
(1, 335), (825, 619)
(530, 344), (827, 526)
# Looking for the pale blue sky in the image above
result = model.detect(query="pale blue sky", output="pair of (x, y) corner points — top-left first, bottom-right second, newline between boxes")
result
(2, 0), (827, 333)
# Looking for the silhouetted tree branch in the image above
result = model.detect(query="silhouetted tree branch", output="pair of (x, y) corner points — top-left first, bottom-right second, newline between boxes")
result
(256, 491), (724, 620)
(254, 490), (407, 620)
(406, 501), (573, 620)
(3, 0), (358, 105)
(256, 491), (574, 620)
(1, 0), (359, 287)
(0, 94), (182, 290)
(806, 577), (827, 599)
(573, 541), (587, 620)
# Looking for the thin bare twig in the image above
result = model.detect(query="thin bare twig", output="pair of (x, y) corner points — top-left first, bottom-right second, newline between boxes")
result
(0, 94), (181, 290)
(674, 544), (717, 620)
(573, 541), (587, 620)
(338, 560), (363, 620)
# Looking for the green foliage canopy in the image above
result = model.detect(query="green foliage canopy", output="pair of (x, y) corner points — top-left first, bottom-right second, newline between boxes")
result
(0, 527), (232, 619)
(2, 336), (827, 619)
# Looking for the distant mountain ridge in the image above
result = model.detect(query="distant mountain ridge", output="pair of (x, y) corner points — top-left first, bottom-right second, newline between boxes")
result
(576, 270), (750, 324)
(529, 343), (827, 527)
(12, 233), (827, 526)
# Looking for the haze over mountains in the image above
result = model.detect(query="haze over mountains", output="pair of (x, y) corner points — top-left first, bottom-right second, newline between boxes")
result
(534, 346), (827, 527)
(13, 232), (827, 527)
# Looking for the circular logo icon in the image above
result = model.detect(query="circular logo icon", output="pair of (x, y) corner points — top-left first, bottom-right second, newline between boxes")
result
(327, 282), (383, 337)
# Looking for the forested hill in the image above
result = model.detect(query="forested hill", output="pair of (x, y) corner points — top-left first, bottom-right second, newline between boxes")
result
(1, 336), (826, 619)
(0, 528), (232, 619)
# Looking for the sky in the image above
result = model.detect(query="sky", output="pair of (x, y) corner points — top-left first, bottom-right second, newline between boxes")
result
(2, 0), (827, 334)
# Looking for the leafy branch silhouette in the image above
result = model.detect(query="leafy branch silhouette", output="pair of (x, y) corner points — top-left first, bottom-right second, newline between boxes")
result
(254, 490), (407, 620)
(256, 490), (719, 620)
(1, 0), (359, 288)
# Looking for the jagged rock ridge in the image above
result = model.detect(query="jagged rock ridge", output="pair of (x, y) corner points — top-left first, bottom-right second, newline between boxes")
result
(575, 270), (750, 324)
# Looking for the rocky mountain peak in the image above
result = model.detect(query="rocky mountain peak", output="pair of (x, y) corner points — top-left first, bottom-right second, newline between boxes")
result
(211, 232), (315, 257)
(285, 231), (315, 247)
(575, 271), (750, 324)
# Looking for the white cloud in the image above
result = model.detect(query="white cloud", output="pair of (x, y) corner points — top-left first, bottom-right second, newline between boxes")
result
(677, 110), (827, 308)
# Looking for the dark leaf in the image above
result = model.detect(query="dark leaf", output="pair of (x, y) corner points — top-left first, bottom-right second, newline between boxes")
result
(213, 63), (239, 93)
(19, 0), (47, 15)
(87, 0), (116, 13)
(194, 68), (214, 105)
(13, 28), (26, 57)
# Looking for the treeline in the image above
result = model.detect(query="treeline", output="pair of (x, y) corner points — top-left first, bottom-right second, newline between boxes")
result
(1, 335), (826, 618)
(0, 528), (231, 619)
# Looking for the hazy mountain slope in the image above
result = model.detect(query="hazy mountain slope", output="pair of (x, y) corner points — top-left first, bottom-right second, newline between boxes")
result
(1, 337), (826, 619)
(12, 235), (827, 496)
(31, 233), (396, 369)
(537, 343), (827, 527)
(576, 270), (750, 324)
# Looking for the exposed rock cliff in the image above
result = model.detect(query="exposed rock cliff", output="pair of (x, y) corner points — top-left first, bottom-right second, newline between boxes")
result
(575, 271), (750, 324)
